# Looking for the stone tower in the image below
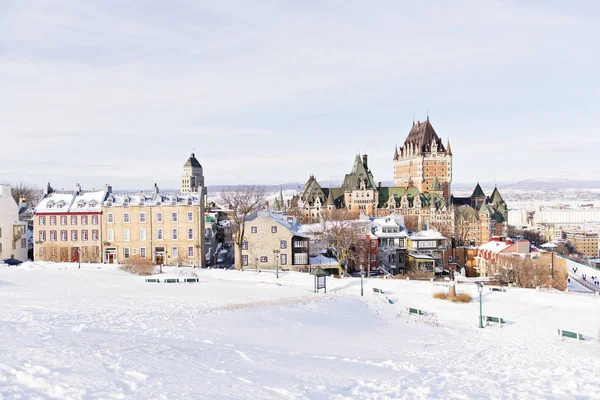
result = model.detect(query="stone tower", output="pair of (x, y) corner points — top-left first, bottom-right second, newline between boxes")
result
(392, 117), (452, 202)
(181, 153), (204, 193)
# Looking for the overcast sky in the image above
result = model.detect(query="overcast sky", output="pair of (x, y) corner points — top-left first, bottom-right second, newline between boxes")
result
(1, 1), (599, 190)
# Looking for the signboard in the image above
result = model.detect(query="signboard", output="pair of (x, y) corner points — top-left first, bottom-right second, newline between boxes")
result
(317, 276), (326, 290)
(417, 240), (437, 249)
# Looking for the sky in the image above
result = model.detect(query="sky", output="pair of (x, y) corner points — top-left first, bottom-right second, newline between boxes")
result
(1, 1), (599, 191)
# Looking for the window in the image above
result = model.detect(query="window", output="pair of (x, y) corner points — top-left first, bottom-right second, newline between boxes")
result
(251, 226), (257, 233)
(172, 228), (178, 240)
(140, 228), (147, 241)
(50, 216), (56, 225)
(107, 229), (114, 241)
(157, 229), (163, 240)
(140, 247), (146, 258)
(61, 230), (67, 241)
(293, 253), (308, 264)
(123, 229), (130, 241)
(81, 216), (88, 225)
(280, 240), (287, 249)
(371, 240), (376, 248)
(293, 240), (308, 248)
(39, 216), (46, 226)
(280, 253), (287, 265)
(187, 228), (194, 240)
(139, 213), (146, 223)
(82, 230), (88, 241)
(92, 230), (99, 241)
(93, 246), (99, 258)
(260, 256), (268, 263)
(71, 216), (77, 225)
(172, 246), (179, 259)
(124, 247), (130, 259)
(188, 246), (194, 257)
(82, 247), (88, 257)
(133, 248), (138, 255)
(370, 254), (376, 261)
(242, 241), (248, 250)
(242, 255), (248, 266)
(271, 226), (277, 233)
(187, 212), (193, 222)
(92, 215), (99, 225)
(123, 213), (130, 223)
(456, 255), (460, 262)
(107, 213), (114, 224)
(156, 212), (163, 223)
(50, 230), (57, 241)
(171, 212), (178, 222)
(449, 256), (453, 262)
(71, 230), (77, 241)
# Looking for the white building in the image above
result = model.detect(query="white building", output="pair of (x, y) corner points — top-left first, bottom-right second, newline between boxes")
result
(370, 214), (408, 274)
(181, 153), (205, 193)
(0, 185), (28, 261)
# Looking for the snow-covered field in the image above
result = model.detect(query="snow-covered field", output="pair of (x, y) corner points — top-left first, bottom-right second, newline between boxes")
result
(1, 262), (599, 399)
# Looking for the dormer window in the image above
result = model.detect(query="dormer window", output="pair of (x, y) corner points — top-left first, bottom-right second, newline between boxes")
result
(139, 198), (145, 206)
(89, 200), (97, 208)
(171, 198), (177, 205)
(123, 198), (129, 206)
(57, 201), (66, 208)
(46, 201), (55, 208)
(187, 198), (192, 206)
(77, 201), (85, 208)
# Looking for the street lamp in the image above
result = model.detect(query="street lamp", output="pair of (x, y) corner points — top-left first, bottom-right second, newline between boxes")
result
(477, 282), (484, 328)
(77, 247), (81, 269)
(273, 249), (280, 278)
(360, 264), (364, 296)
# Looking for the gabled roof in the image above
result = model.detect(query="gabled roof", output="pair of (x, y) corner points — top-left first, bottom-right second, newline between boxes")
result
(431, 175), (442, 191)
(471, 183), (485, 199)
(402, 118), (446, 154)
(342, 154), (377, 190)
(489, 186), (505, 206)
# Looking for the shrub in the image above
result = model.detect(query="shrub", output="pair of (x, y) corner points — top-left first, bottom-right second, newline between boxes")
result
(120, 257), (157, 276)
(406, 271), (434, 280)
(450, 293), (473, 303)
(433, 292), (448, 300)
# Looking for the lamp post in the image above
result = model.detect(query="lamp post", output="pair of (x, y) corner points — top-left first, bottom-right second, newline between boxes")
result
(273, 249), (280, 278)
(360, 264), (364, 296)
(477, 282), (484, 328)
(77, 247), (81, 269)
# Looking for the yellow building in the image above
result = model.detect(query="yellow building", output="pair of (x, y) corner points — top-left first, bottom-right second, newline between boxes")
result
(102, 186), (205, 266)
(564, 230), (599, 258)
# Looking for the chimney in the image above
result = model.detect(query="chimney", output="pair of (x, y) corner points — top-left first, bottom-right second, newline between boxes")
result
(75, 183), (81, 194)
(362, 154), (368, 170)
(104, 184), (112, 195)
(44, 182), (53, 196)
(378, 181), (382, 191)
(505, 238), (512, 245)
(154, 183), (159, 194)
(492, 236), (500, 242)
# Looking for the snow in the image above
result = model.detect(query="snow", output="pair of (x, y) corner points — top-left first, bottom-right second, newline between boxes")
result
(409, 229), (446, 241)
(1, 262), (599, 399)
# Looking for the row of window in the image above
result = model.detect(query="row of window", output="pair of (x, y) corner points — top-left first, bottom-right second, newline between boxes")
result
(0, 239), (27, 253)
(40, 246), (100, 258)
(120, 246), (195, 259)
(241, 253), (288, 266)
(250, 226), (279, 234)
(39, 215), (99, 226)
(107, 211), (195, 224)
(106, 228), (195, 242)
(242, 239), (287, 250)
(39, 230), (100, 242)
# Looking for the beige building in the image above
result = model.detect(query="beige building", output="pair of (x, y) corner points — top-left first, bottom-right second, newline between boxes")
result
(0, 185), (28, 262)
(564, 229), (599, 258)
(241, 212), (310, 272)
(34, 183), (109, 262)
(102, 186), (205, 266)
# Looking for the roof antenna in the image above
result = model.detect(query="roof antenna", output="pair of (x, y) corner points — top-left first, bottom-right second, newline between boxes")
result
(427, 108), (429, 120)
(412, 113), (415, 124)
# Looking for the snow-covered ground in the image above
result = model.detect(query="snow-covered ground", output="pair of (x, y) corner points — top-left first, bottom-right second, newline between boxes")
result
(1, 262), (599, 399)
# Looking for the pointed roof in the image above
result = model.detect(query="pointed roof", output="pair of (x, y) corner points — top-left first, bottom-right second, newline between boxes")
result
(324, 187), (334, 206)
(471, 183), (485, 199)
(184, 153), (202, 168)
(342, 154), (376, 190)
(402, 119), (446, 154)
(393, 145), (399, 160)
(447, 139), (452, 155)
(489, 186), (504, 206)
(431, 176), (442, 191)
(478, 201), (492, 215)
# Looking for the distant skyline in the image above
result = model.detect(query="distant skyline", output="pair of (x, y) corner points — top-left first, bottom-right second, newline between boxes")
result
(2, 1), (599, 190)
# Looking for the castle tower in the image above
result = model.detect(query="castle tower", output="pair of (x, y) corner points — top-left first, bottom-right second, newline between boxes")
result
(181, 153), (204, 193)
(393, 118), (452, 202)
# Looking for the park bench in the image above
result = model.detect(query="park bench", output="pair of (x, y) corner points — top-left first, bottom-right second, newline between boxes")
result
(558, 329), (584, 343)
(373, 288), (385, 294)
(145, 278), (160, 283)
(407, 307), (425, 316)
(385, 296), (394, 304)
(164, 278), (180, 283)
(281, 268), (290, 272)
(489, 287), (507, 292)
(483, 315), (505, 327)
(183, 278), (199, 283)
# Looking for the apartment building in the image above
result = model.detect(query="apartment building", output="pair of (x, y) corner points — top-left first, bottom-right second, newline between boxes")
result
(564, 229), (599, 258)
(34, 183), (109, 262)
(102, 186), (205, 267)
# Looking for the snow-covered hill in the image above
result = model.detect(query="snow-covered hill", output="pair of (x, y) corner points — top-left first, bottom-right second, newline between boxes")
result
(0, 263), (598, 399)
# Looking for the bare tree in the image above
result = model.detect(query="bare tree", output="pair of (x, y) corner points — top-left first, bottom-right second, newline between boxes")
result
(308, 209), (368, 276)
(454, 206), (478, 246)
(9, 182), (42, 207)
(403, 214), (420, 232)
(219, 186), (266, 270)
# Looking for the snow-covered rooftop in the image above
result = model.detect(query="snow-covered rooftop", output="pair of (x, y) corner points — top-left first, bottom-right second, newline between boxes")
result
(35, 190), (106, 214)
(409, 229), (446, 241)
